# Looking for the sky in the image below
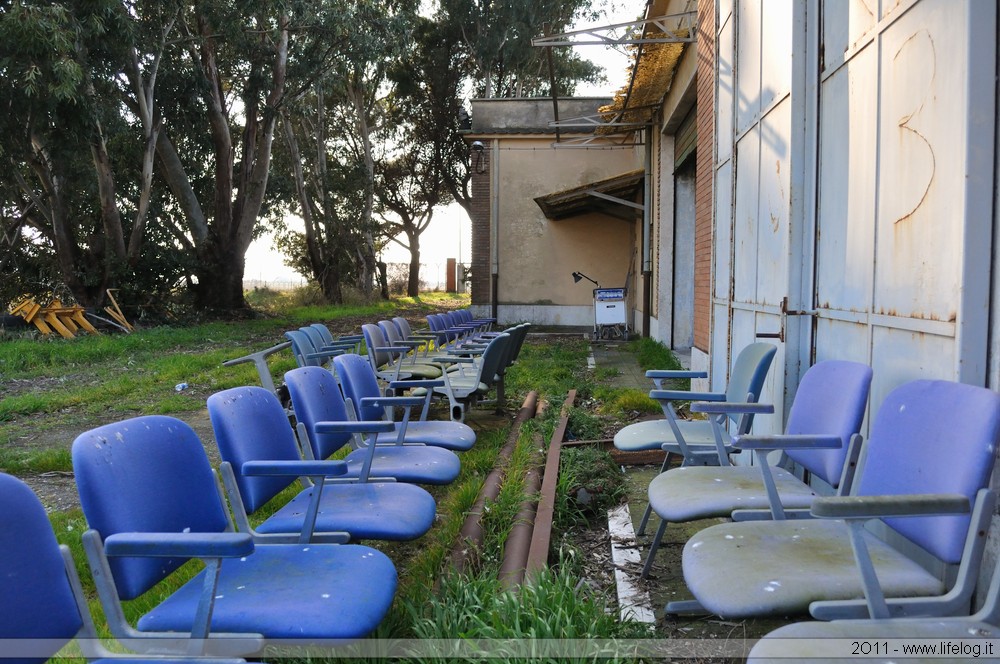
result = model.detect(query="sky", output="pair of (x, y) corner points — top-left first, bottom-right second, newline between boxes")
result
(244, 2), (637, 286)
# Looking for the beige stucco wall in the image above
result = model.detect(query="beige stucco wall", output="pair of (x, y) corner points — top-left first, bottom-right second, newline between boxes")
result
(489, 135), (640, 323)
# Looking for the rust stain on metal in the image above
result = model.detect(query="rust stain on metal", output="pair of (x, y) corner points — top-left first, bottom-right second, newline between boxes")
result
(448, 391), (538, 576)
(525, 389), (577, 576)
(892, 30), (936, 226)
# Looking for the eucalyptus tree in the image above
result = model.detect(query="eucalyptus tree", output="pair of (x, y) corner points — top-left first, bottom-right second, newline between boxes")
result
(277, 0), (419, 301)
(433, 0), (603, 98)
(0, 1), (156, 306)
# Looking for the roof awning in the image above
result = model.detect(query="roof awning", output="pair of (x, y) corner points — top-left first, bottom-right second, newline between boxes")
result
(534, 169), (644, 221)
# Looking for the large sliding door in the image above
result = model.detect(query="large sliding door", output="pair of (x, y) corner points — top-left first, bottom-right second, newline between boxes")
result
(713, 0), (794, 434)
(813, 0), (996, 415)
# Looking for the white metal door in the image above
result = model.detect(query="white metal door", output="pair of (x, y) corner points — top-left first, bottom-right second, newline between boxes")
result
(812, 0), (996, 415)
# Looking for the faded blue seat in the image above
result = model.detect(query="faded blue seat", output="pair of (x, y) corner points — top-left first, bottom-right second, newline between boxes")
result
(0, 471), (251, 663)
(681, 380), (1000, 620)
(73, 416), (397, 652)
(333, 353), (476, 451)
(429, 332), (511, 421)
(285, 366), (461, 485)
(748, 551), (1000, 662)
(615, 342), (777, 536)
(208, 385), (437, 543)
(361, 323), (441, 381)
(643, 360), (872, 583)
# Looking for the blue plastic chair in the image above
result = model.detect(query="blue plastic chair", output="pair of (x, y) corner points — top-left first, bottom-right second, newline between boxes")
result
(374, 321), (442, 379)
(208, 385), (437, 543)
(0, 471), (250, 663)
(333, 353), (476, 451)
(681, 380), (1000, 620)
(72, 416), (398, 653)
(284, 329), (341, 368)
(429, 332), (511, 421)
(615, 342), (777, 536)
(285, 366), (461, 485)
(642, 360), (872, 583)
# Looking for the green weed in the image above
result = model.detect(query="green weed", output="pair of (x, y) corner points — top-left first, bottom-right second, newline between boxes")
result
(0, 447), (73, 474)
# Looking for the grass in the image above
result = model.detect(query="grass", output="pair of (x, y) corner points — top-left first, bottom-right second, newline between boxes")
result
(7, 299), (673, 659)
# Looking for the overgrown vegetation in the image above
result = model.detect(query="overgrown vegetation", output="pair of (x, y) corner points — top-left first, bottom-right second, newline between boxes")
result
(6, 305), (684, 658)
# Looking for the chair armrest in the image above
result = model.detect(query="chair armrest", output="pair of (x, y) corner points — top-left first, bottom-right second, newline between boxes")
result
(221, 341), (292, 366)
(394, 340), (426, 349)
(650, 390), (725, 402)
(690, 401), (775, 416)
(390, 379), (444, 390)
(242, 459), (347, 478)
(646, 369), (708, 379)
(104, 532), (254, 558)
(314, 421), (396, 434)
(305, 349), (343, 361)
(361, 396), (425, 409)
(431, 355), (476, 364)
(734, 434), (842, 450)
(375, 345), (413, 354)
(810, 494), (970, 520)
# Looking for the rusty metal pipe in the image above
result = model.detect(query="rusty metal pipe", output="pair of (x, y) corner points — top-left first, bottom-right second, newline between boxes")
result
(498, 440), (544, 590)
(449, 391), (538, 574)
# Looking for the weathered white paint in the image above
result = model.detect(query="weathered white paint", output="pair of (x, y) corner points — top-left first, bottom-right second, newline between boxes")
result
(607, 504), (657, 624)
(711, 0), (999, 599)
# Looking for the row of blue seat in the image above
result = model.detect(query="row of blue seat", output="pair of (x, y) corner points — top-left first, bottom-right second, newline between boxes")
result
(612, 343), (1000, 659)
(3, 330), (509, 660)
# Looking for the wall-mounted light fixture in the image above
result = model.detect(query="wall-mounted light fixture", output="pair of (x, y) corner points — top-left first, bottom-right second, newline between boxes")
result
(471, 140), (486, 174)
(571, 271), (599, 287)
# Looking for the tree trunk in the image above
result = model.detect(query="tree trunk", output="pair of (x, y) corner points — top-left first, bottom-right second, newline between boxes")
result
(193, 240), (248, 312)
(407, 232), (421, 297)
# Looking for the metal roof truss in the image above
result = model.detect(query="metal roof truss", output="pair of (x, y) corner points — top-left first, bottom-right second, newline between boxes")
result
(531, 12), (697, 48)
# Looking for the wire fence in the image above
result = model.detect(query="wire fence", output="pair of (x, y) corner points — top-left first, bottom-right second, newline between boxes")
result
(243, 262), (468, 294)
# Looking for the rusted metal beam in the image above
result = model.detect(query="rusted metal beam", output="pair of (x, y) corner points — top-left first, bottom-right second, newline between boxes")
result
(525, 389), (577, 575)
(497, 456), (542, 590)
(449, 391), (538, 574)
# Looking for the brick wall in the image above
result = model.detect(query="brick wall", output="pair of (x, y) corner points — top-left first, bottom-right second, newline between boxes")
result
(469, 140), (492, 305)
(693, 0), (716, 352)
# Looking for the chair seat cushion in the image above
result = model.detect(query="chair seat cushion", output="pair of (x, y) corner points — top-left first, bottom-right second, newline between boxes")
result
(255, 482), (436, 541)
(343, 446), (460, 485)
(136, 543), (397, 639)
(614, 418), (718, 452)
(434, 381), (489, 398)
(748, 617), (1000, 663)
(683, 520), (945, 618)
(375, 421), (476, 451)
(649, 466), (817, 522)
(379, 363), (442, 379)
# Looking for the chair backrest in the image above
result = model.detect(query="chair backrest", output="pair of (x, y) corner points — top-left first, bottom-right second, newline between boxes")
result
(362, 323), (395, 369)
(72, 416), (230, 600)
(285, 329), (321, 367)
(392, 317), (414, 340)
(0, 473), (84, 663)
(300, 326), (329, 352)
(285, 366), (354, 459)
(508, 323), (531, 364)
(723, 342), (777, 433)
(208, 386), (301, 513)
(782, 360), (872, 486)
(333, 353), (385, 422)
(426, 314), (449, 345)
(310, 323), (336, 346)
(857, 380), (1000, 564)
(476, 333), (511, 387)
(379, 320), (405, 348)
